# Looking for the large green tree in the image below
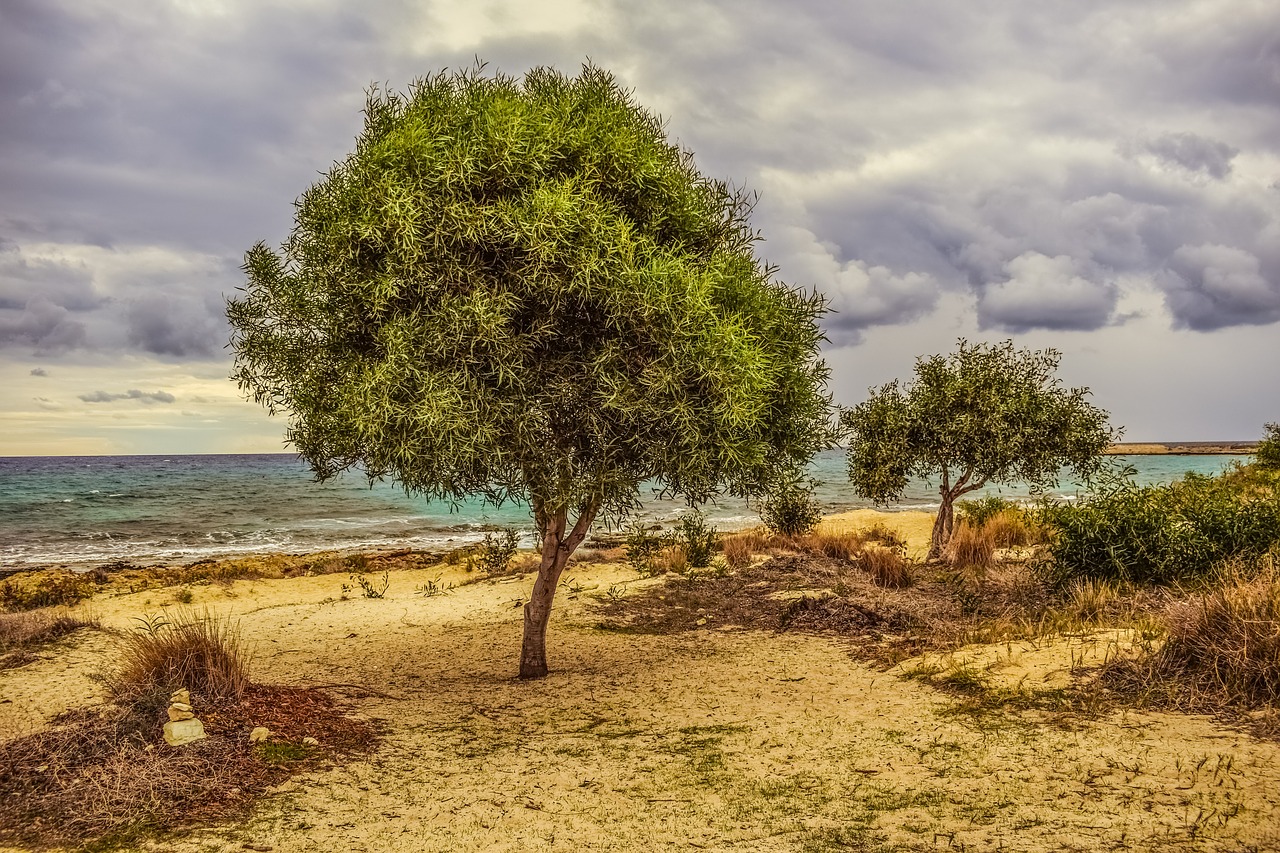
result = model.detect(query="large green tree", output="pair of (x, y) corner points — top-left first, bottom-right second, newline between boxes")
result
(842, 340), (1114, 560)
(227, 65), (833, 678)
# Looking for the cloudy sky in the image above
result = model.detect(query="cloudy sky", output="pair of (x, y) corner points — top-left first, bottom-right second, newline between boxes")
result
(2, 0), (1278, 455)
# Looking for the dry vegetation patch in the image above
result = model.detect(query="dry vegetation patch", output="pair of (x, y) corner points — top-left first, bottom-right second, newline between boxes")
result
(0, 684), (378, 851)
(0, 610), (100, 671)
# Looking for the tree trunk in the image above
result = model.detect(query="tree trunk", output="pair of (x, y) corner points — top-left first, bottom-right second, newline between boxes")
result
(928, 492), (955, 562)
(518, 499), (599, 679)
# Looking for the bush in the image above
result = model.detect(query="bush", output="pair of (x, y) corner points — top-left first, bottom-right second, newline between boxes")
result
(625, 524), (670, 576)
(795, 530), (864, 561)
(1036, 471), (1280, 587)
(956, 495), (1017, 527)
(760, 481), (824, 537)
(675, 511), (717, 569)
(474, 529), (520, 576)
(107, 611), (251, 703)
(1257, 422), (1280, 470)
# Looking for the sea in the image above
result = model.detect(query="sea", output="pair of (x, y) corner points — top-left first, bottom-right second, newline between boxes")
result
(0, 451), (1251, 570)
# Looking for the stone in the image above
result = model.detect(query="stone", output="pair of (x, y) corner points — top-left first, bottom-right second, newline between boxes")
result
(170, 688), (191, 705)
(301, 736), (319, 746)
(249, 726), (271, 743)
(163, 717), (207, 747)
(167, 706), (195, 721)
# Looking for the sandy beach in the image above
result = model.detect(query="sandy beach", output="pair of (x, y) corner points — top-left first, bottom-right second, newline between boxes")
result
(2, 509), (1279, 852)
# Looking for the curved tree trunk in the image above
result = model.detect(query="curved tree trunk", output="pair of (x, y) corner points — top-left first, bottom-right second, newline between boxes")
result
(927, 471), (984, 562)
(518, 499), (599, 679)
(928, 493), (956, 561)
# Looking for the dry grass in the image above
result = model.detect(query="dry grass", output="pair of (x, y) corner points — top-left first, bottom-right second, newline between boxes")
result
(947, 520), (996, 572)
(986, 508), (1038, 547)
(0, 684), (379, 850)
(720, 534), (755, 569)
(107, 610), (251, 704)
(0, 609), (99, 669)
(859, 544), (913, 588)
(1065, 577), (1121, 623)
(793, 529), (865, 561)
(1110, 564), (1280, 712)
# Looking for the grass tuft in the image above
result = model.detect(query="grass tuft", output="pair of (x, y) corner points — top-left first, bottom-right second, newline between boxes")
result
(1131, 564), (1280, 708)
(860, 545), (912, 588)
(947, 520), (995, 572)
(106, 611), (251, 704)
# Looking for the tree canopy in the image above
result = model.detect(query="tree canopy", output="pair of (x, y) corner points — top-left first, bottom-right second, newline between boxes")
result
(841, 339), (1114, 559)
(226, 64), (833, 676)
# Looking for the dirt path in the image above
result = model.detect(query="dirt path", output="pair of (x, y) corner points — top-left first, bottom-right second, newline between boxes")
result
(3, 556), (1279, 852)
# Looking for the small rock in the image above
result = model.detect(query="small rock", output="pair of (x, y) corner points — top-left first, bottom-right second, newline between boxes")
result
(170, 688), (191, 705)
(249, 726), (271, 743)
(167, 706), (195, 721)
(164, 718), (207, 747)
(301, 736), (319, 746)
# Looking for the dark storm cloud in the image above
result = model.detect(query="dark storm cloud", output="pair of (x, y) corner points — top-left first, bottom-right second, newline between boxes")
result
(78, 389), (176, 404)
(30, 367), (47, 376)
(126, 293), (228, 358)
(0, 0), (1277, 367)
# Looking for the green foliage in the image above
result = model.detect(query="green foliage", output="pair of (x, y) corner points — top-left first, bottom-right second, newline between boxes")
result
(843, 340), (1114, 503)
(474, 529), (520, 576)
(956, 495), (1017, 527)
(342, 571), (389, 599)
(842, 339), (1114, 557)
(675, 510), (717, 569)
(759, 480), (824, 537)
(1036, 472), (1280, 587)
(1256, 422), (1280, 470)
(624, 524), (669, 576)
(226, 63), (833, 536)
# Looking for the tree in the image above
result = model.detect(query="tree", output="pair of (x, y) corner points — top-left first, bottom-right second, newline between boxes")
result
(226, 65), (833, 678)
(1257, 423), (1280, 470)
(841, 340), (1114, 560)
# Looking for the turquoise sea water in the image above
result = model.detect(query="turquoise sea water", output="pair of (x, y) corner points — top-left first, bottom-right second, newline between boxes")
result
(0, 451), (1250, 569)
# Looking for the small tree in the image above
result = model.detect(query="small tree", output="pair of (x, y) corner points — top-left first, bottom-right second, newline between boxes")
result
(227, 65), (833, 678)
(842, 340), (1114, 560)
(1256, 423), (1280, 470)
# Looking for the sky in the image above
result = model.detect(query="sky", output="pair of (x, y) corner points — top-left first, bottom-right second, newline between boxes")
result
(1, 0), (1278, 455)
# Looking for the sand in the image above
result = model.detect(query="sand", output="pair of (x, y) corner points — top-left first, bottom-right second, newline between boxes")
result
(3, 517), (1280, 852)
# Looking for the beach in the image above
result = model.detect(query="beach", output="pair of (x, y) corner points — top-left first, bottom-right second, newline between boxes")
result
(2, 508), (1279, 852)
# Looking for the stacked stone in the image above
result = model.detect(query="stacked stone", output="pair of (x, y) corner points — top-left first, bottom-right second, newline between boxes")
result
(163, 687), (207, 746)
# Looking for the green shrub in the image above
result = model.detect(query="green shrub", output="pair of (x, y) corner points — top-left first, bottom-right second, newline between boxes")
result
(956, 495), (1016, 527)
(760, 481), (824, 537)
(1036, 472), (1280, 587)
(624, 524), (669, 576)
(1257, 422), (1280, 470)
(474, 529), (520, 576)
(676, 510), (717, 569)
